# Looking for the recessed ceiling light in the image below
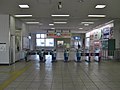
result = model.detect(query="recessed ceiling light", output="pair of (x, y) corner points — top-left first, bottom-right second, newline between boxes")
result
(81, 22), (94, 24)
(51, 15), (70, 17)
(88, 14), (106, 17)
(53, 22), (67, 24)
(26, 22), (39, 24)
(79, 28), (83, 29)
(19, 5), (29, 8)
(14, 15), (32, 17)
(49, 24), (54, 26)
(95, 5), (106, 9)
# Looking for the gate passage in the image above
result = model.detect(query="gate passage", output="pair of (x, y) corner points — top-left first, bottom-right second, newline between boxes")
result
(80, 53), (101, 62)
(74, 52), (101, 62)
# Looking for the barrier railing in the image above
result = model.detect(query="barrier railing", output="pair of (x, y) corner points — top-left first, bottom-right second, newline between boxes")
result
(114, 49), (120, 61)
(101, 49), (120, 60)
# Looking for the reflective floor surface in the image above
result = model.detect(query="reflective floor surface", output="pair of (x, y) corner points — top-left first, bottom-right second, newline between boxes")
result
(0, 55), (120, 90)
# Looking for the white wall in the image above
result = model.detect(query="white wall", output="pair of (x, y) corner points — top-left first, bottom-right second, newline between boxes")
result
(0, 15), (10, 64)
(14, 21), (30, 60)
(22, 23), (28, 37)
(14, 21), (29, 50)
(10, 16), (16, 63)
(15, 19), (22, 30)
(10, 16), (16, 35)
(22, 23), (30, 50)
(0, 15), (47, 63)
(30, 34), (35, 50)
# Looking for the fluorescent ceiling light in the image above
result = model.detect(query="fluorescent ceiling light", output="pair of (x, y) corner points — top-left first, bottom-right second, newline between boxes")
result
(49, 24), (54, 26)
(51, 28), (55, 29)
(79, 28), (83, 29)
(54, 22), (67, 24)
(81, 22), (94, 24)
(51, 15), (70, 17)
(26, 22), (39, 24)
(14, 15), (32, 17)
(19, 5), (29, 8)
(95, 5), (106, 8)
(88, 14), (106, 17)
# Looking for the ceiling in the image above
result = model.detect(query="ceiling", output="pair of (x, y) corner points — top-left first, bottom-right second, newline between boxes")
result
(0, 0), (120, 32)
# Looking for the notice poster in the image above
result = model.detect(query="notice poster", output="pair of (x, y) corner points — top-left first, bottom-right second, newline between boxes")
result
(0, 43), (6, 51)
(94, 29), (102, 40)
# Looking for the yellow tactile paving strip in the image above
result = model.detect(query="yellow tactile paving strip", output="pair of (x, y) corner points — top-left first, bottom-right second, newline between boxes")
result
(0, 63), (32, 90)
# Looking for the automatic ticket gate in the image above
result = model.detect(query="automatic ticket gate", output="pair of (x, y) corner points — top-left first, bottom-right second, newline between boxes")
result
(75, 53), (101, 62)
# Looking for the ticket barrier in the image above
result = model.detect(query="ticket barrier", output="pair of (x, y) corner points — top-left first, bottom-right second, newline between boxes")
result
(80, 53), (100, 62)
(25, 51), (29, 62)
(51, 49), (57, 63)
(75, 50), (81, 62)
(91, 53), (101, 62)
(64, 50), (69, 62)
(25, 50), (35, 62)
(38, 49), (46, 63)
(81, 53), (91, 62)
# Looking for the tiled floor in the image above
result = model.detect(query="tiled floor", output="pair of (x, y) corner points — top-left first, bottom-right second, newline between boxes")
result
(1, 55), (120, 90)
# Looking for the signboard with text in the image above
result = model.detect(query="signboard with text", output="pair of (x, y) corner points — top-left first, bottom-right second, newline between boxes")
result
(47, 33), (71, 38)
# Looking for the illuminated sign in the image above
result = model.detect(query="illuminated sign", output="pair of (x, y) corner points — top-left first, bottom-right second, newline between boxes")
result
(47, 33), (71, 38)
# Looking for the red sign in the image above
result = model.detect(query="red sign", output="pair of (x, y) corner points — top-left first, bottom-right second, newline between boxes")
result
(47, 33), (71, 38)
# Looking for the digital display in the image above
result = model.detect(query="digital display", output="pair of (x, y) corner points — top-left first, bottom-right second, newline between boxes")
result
(73, 36), (80, 40)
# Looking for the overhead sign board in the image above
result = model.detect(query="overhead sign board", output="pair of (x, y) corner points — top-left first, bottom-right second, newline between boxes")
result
(47, 33), (71, 38)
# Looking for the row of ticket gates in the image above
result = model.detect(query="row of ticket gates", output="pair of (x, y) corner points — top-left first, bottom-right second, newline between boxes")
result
(25, 49), (101, 63)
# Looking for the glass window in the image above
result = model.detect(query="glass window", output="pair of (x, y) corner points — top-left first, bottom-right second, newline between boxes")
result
(41, 34), (46, 38)
(36, 39), (45, 46)
(36, 34), (41, 38)
(46, 38), (54, 46)
(36, 34), (54, 47)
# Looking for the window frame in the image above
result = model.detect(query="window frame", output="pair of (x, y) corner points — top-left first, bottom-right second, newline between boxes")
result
(36, 34), (54, 47)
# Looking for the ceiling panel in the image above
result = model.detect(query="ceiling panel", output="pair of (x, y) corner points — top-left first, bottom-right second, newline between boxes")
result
(0, 0), (120, 32)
